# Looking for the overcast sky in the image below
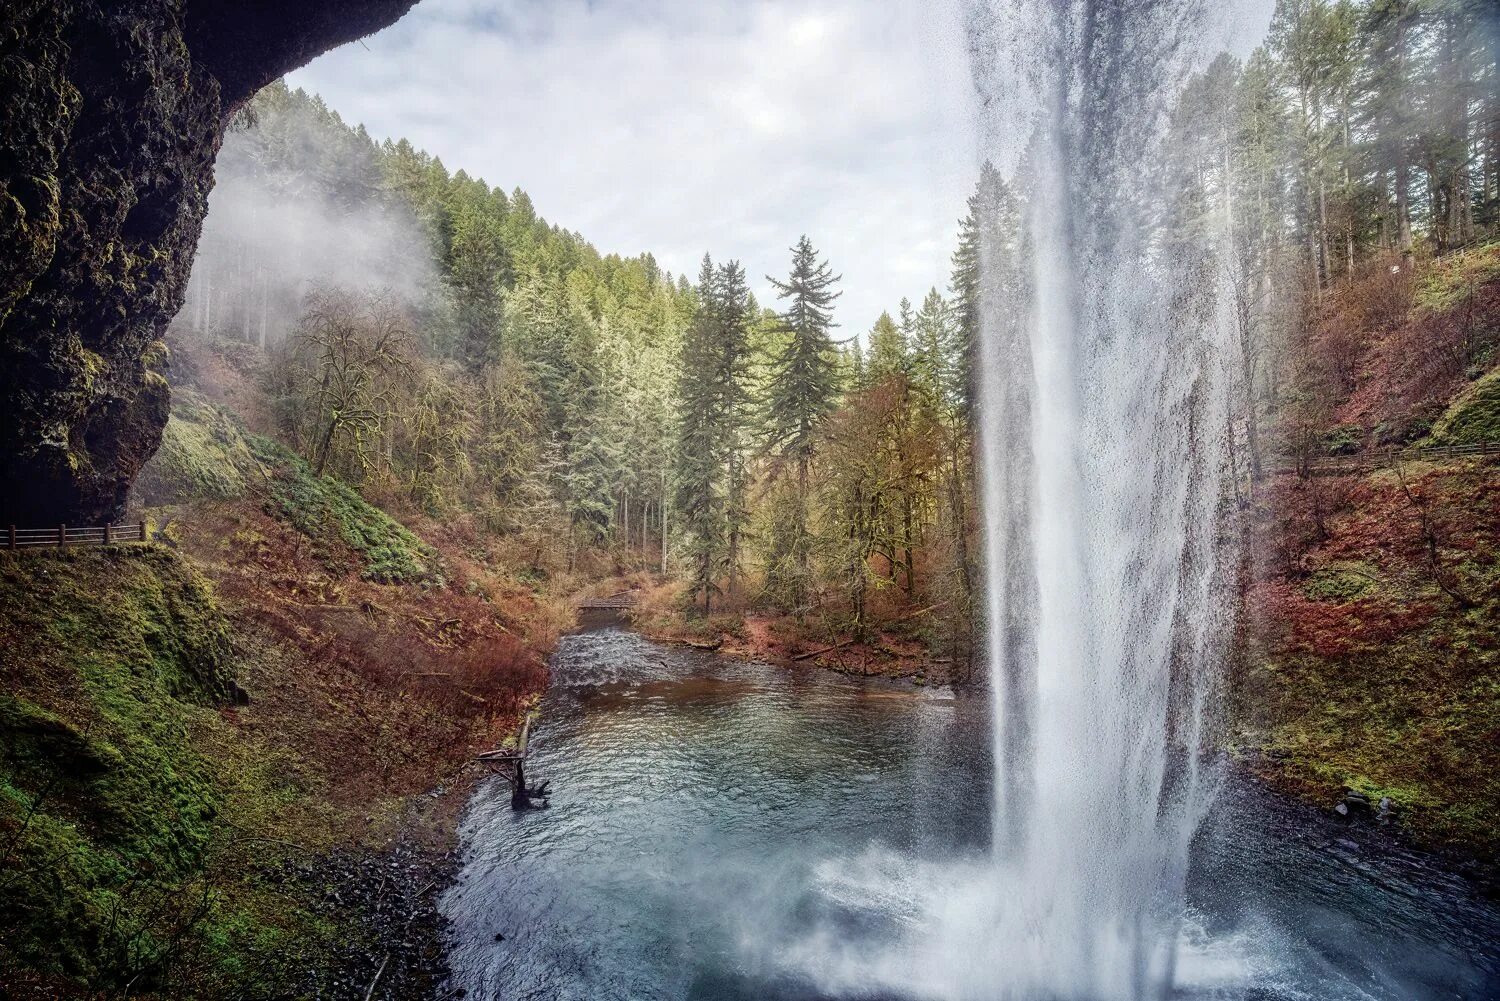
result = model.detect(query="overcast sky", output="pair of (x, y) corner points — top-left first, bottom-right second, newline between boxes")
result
(287, 0), (977, 338)
(288, 0), (1274, 338)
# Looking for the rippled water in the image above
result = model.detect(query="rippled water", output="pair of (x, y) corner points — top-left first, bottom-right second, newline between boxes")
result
(441, 626), (1499, 1000)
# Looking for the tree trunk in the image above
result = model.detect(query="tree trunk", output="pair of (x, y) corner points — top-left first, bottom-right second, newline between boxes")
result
(796, 453), (810, 610)
(902, 491), (915, 597)
(1343, 101), (1355, 280)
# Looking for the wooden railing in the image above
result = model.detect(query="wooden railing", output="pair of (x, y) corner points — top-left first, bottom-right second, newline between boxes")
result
(578, 590), (639, 610)
(1267, 440), (1500, 475)
(5, 521), (147, 550)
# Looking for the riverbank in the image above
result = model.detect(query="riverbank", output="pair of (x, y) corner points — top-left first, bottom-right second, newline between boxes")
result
(627, 576), (964, 685)
(1236, 457), (1500, 859)
(629, 547), (1499, 869)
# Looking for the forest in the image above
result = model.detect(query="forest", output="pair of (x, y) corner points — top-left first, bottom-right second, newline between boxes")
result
(174, 0), (1498, 668)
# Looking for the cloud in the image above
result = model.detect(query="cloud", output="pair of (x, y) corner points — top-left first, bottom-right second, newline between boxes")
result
(286, 0), (979, 337)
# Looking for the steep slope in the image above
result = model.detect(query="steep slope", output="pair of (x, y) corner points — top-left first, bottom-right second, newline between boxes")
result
(1237, 248), (1500, 855)
(0, 388), (555, 997)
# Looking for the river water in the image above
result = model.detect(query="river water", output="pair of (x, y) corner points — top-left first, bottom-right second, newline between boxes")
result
(441, 624), (1499, 1001)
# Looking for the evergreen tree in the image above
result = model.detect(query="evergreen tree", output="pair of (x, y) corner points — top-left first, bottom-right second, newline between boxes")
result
(715, 260), (755, 598)
(674, 256), (727, 613)
(762, 236), (842, 611)
(866, 310), (907, 383)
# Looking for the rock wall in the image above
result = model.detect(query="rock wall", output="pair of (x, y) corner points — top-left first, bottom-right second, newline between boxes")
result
(0, 0), (416, 524)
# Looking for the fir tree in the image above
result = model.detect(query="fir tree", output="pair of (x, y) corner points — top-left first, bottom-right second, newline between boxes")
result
(763, 235), (841, 610)
(866, 310), (907, 383)
(715, 260), (755, 598)
(674, 255), (727, 613)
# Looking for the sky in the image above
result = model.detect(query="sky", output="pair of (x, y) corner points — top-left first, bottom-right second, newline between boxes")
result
(287, 0), (1275, 338)
(286, 0), (978, 339)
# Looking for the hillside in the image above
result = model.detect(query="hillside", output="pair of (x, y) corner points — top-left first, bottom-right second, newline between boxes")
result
(1237, 245), (1500, 854)
(0, 374), (564, 996)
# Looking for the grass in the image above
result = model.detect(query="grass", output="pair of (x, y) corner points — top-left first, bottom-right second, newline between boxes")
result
(134, 390), (258, 504)
(0, 547), (238, 987)
(138, 390), (441, 585)
(1413, 239), (1500, 315)
(247, 435), (440, 585)
(0, 519), (549, 995)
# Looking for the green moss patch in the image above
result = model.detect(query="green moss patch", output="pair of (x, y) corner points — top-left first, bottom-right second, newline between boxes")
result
(1300, 562), (1380, 603)
(1241, 460), (1500, 853)
(1427, 367), (1500, 446)
(135, 390), (260, 504)
(0, 547), (233, 986)
(1413, 240), (1500, 315)
(247, 436), (440, 585)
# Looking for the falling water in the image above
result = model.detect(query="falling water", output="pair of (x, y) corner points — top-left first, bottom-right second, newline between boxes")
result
(973, 0), (1239, 996)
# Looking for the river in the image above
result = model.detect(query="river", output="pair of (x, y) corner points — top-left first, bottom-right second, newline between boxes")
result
(440, 623), (1499, 1000)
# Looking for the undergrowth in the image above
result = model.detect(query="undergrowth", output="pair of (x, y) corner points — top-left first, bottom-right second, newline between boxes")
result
(137, 391), (440, 585)
(1241, 461), (1500, 852)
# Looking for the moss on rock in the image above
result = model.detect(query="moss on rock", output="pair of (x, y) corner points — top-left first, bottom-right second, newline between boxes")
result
(0, 0), (420, 526)
(1428, 367), (1500, 446)
(0, 546), (234, 985)
(135, 389), (259, 504)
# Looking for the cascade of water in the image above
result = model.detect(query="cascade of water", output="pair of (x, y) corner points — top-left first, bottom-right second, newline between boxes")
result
(771, 4), (1246, 997)
(973, 0), (1239, 995)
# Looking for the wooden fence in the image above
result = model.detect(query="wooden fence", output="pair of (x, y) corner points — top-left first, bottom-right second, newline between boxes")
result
(578, 591), (639, 610)
(1267, 440), (1500, 475)
(5, 522), (147, 550)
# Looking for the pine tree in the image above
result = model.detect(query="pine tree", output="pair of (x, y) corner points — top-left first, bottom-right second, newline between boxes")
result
(762, 236), (842, 611)
(558, 295), (613, 548)
(866, 310), (907, 383)
(448, 204), (507, 370)
(674, 256), (727, 613)
(950, 201), (980, 387)
(911, 288), (958, 413)
(715, 260), (755, 598)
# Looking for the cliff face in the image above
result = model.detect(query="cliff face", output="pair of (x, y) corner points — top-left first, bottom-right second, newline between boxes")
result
(0, 0), (416, 524)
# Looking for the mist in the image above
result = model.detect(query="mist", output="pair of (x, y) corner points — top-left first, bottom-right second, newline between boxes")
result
(174, 91), (439, 349)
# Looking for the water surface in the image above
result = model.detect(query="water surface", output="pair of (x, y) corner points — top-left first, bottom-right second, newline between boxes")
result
(441, 627), (1499, 1000)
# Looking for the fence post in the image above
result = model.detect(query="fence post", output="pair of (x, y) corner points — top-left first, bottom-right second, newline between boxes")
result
(7, 525), (13, 550)
(104, 523), (111, 544)
(58, 523), (66, 548)
(139, 520), (146, 543)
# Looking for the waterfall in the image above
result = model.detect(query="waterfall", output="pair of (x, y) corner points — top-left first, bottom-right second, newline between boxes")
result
(973, 0), (1239, 995)
(774, 4), (1247, 997)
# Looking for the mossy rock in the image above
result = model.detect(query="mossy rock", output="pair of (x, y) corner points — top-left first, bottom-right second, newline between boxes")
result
(135, 389), (260, 504)
(0, 546), (233, 984)
(1427, 367), (1500, 446)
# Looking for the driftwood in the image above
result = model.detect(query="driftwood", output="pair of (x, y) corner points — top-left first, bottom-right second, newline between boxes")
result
(791, 602), (948, 662)
(680, 637), (722, 650)
(477, 713), (548, 808)
(363, 953), (389, 1001)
